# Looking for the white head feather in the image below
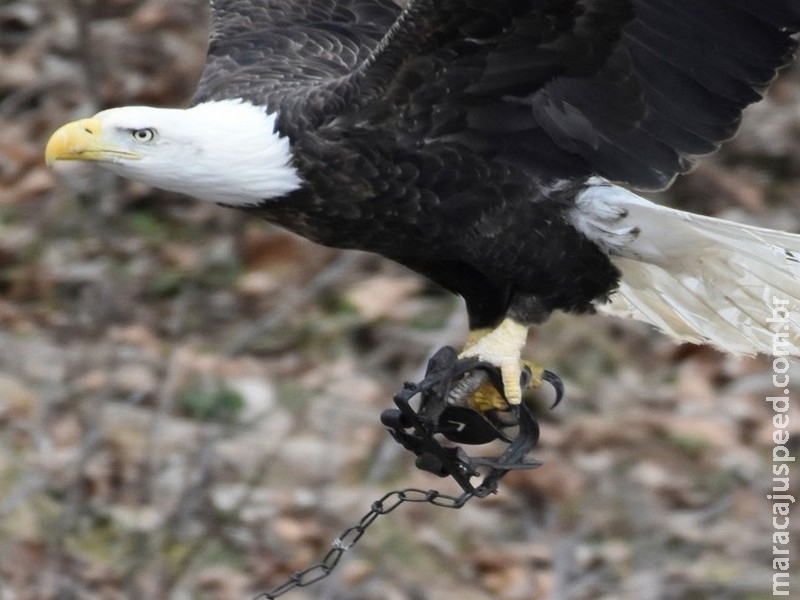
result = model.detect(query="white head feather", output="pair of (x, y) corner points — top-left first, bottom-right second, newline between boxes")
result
(73, 99), (302, 206)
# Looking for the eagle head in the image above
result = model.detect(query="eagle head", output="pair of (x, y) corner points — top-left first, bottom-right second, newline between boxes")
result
(46, 99), (301, 206)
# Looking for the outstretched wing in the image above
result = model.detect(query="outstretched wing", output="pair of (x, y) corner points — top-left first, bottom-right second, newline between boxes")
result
(195, 1), (800, 190)
(192, 0), (400, 106)
(546, 0), (800, 188)
(356, 0), (800, 190)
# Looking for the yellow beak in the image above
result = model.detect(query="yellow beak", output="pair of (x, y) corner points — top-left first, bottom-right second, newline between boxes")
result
(45, 118), (141, 166)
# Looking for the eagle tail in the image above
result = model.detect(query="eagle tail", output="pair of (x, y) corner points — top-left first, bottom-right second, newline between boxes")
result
(576, 181), (800, 356)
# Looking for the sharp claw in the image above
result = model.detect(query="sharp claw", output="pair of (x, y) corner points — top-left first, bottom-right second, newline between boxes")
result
(520, 360), (543, 388)
(542, 369), (564, 409)
(458, 319), (566, 410)
(519, 365), (563, 408)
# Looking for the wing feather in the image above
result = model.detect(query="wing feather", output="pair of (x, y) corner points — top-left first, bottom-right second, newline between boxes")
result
(193, 0), (400, 107)
(194, 0), (799, 190)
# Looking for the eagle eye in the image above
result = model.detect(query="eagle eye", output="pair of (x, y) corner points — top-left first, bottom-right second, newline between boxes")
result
(131, 128), (156, 143)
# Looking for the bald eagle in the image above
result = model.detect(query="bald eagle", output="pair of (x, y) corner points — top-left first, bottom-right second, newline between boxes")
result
(47, 0), (800, 405)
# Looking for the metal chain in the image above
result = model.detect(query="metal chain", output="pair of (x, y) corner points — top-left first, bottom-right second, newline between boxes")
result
(252, 346), (553, 598)
(252, 485), (484, 599)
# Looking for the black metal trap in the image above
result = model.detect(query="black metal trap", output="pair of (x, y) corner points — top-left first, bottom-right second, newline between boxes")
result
(380, 346), (563, 496)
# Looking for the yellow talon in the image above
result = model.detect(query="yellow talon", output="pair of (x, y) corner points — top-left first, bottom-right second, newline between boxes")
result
(466, 359), (546, 411)
(459, 317), (533, 406)
(468, 379), (508, 412)
(522, 359), (545, 389)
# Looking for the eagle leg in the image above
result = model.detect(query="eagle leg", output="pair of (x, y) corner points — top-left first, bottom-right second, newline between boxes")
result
(458, 318), (535, 407)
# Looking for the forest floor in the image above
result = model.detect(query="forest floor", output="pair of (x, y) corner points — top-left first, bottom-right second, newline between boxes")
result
(1, 1), (799, 599)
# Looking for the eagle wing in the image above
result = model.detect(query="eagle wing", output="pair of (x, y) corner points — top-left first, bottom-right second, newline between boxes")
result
(192, 0), (400, 106)
(531, 0), (800, 188)
(194, 0), (800, 190)
(355, 0), (800, 190)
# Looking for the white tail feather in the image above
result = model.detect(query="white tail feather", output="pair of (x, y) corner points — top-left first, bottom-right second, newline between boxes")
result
(573, 181), (800, 356)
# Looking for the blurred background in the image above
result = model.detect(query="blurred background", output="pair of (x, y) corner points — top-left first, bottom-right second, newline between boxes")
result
(1, 1), (799, 598)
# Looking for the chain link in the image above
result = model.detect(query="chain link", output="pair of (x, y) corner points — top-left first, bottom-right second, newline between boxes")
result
(252, 486), (482, 599)
(252, 346), (551, 598)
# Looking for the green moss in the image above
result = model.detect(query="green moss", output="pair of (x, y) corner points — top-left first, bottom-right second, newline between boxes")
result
(667, 433), (711, 457)
(147, 269), (189, 298)
(128, 210), (170, 241)
(274, 381), (316, 414)
(179, 386), (245, 421)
